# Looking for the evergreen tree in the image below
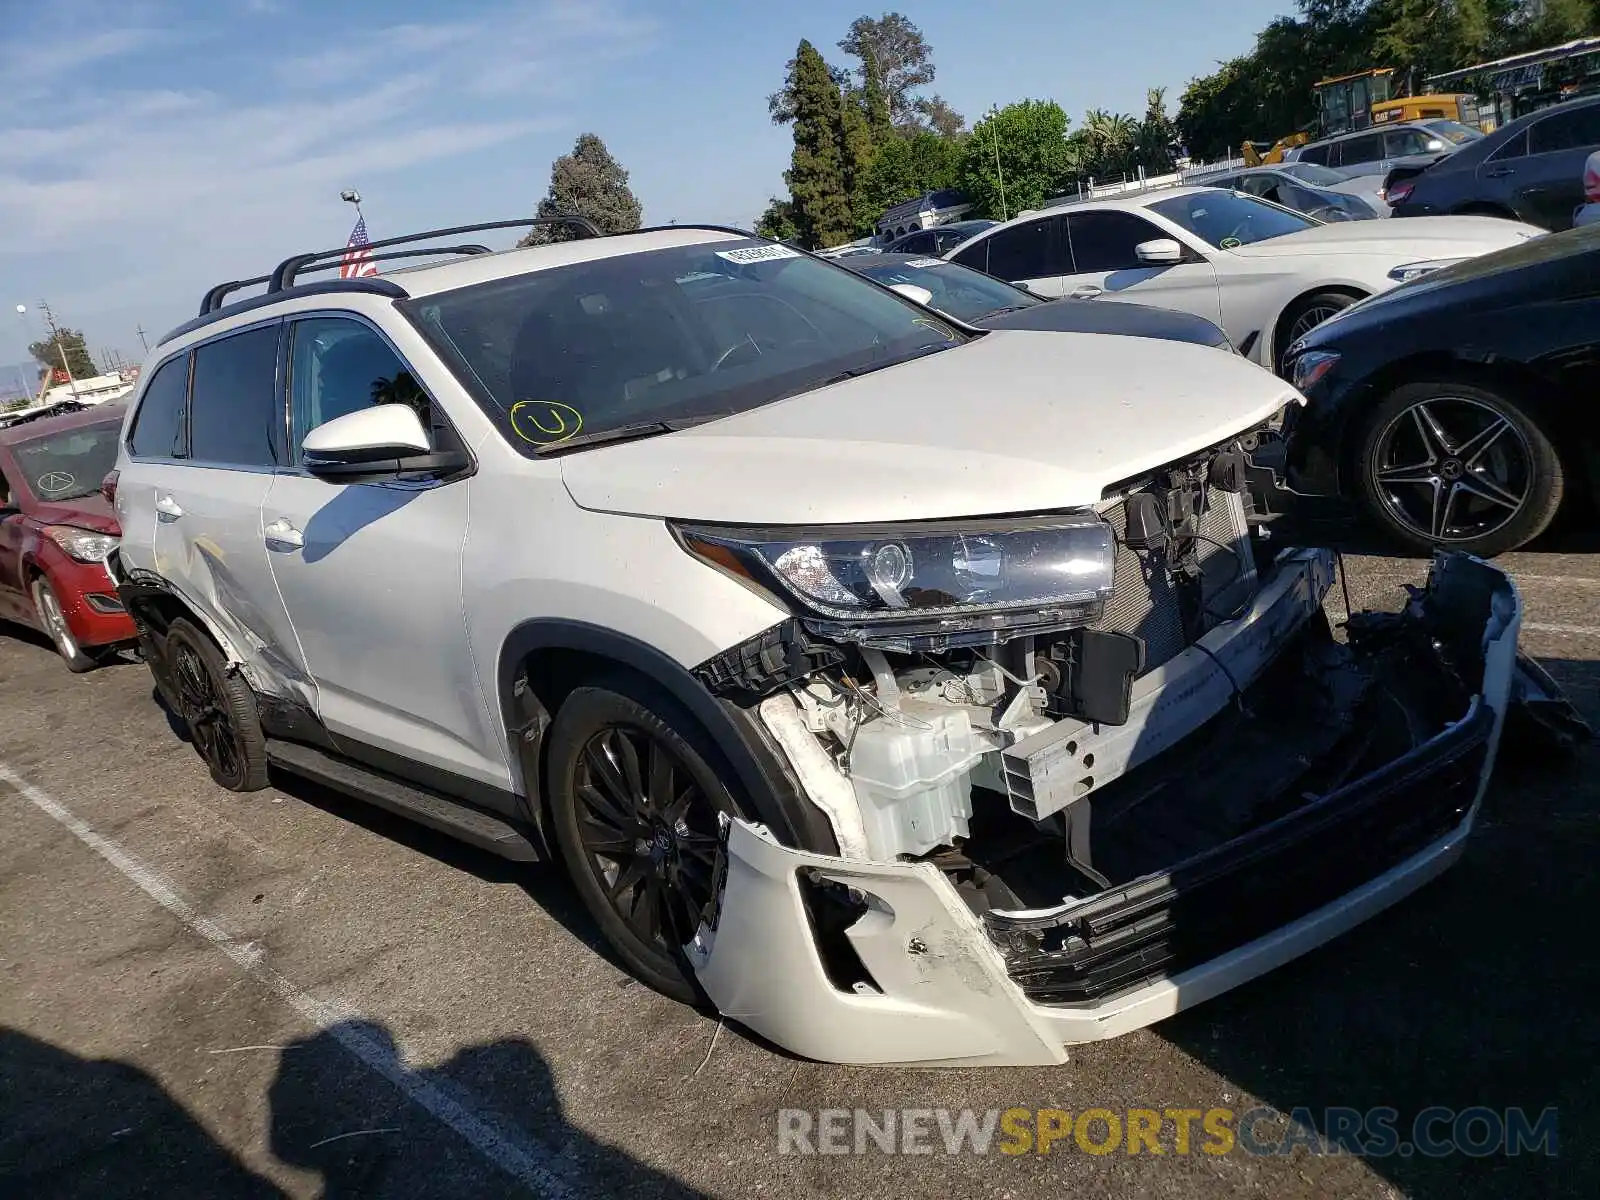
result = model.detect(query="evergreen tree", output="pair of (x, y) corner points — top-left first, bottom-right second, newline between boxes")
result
(861, 48), (894, 143)
(786, 40), (854, 247)
(839, 88), (879, 234)
(519, 133), (642, 246)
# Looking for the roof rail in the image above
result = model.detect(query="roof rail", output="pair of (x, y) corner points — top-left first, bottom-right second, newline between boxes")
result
(198, 246), (495, 315)
(264, 215), (601, 293)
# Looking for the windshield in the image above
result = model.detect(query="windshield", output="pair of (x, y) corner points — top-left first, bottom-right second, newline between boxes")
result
(1279, 162), (1349, 187)
(403, 240), (963, 454)
(853, 258), (1040, 322)
(1149, 191), (1318, 249)
(1423, 119), (1483, 144)
(12, 420), (121, 501)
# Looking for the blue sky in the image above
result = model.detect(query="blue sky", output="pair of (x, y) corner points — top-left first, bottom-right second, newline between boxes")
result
(0, 0), (1292, 371)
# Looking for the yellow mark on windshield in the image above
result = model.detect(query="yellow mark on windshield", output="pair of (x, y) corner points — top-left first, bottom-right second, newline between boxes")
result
(510, 400), (584, 446)
(913, 317), (956, 341)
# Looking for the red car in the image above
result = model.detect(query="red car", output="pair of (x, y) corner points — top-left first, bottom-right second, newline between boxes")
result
(0, 406), (136, 671)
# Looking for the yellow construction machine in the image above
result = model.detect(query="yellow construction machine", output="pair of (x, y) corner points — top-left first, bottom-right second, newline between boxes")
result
(1242, 68), (1482, 165)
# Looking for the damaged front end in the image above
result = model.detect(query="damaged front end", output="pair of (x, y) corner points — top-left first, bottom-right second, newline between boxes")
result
(681, 448), (1549, 1066)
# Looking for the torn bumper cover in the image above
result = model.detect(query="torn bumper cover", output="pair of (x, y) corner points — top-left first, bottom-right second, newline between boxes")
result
(687, 553), (1529, 1066)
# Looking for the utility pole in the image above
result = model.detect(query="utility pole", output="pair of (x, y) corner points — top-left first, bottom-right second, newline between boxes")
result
(136, 324), (149, 353)
(38, 301), (79, 398)
(989, 105), (1009, 222)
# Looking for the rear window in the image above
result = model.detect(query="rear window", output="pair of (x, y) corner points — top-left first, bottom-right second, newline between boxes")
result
(401, 240), (962, 455)
(127, 354), (189, 459)
(12, 420), (123, 502)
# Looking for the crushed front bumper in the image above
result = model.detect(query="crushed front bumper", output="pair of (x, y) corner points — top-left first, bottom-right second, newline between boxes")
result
(687, 553), (1527, 1066)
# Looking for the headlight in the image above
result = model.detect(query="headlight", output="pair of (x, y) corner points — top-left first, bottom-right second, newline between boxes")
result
(1290, 349), (1341, 394)
(1387, 257), (1464, 283)
(45, 526), (119, 563)
(676, 514), (1116, 650)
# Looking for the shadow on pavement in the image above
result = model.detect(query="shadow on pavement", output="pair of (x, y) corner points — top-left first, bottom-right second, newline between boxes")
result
(2, 1019), (703, 1199)
(1157, 656), (1599, 1198)
(0, 1027), (285, 1198)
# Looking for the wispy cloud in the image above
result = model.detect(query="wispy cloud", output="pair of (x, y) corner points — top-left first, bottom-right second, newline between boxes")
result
(0, 0), (659, 351)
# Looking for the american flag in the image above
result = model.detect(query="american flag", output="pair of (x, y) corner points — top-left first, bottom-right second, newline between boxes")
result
(339, 215), (379, 279)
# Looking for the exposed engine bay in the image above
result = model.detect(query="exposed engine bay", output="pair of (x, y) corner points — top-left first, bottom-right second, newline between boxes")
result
(683, 434), (1559, 1064)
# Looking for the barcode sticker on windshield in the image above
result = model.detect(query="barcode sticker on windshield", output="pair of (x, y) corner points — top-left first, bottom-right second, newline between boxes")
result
(716, 244), (801, 264)
(904, 258), (945, 268)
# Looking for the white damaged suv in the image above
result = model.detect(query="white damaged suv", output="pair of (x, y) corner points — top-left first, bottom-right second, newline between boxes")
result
(109, 218), (1538, 1066)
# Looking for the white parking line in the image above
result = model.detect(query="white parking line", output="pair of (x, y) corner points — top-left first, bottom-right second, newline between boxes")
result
(0, 762), (571, 1200)
(1524, 623), (1600, 638)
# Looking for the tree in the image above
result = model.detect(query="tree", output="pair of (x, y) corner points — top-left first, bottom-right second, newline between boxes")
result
(861, 48), (894, 142)
(785, 40), (855, 247)
(755, 197), (801, 242)
(1134, 87), (1178, 174)
(860, 130), (963, 216)
(913, 94), (966, 137)
(838, 12), (936, 128)
(960, 101), (1073, 220)
(29, 329), (97, 380)
(519, 134), (641, 246)
(839, 90), (879, 234)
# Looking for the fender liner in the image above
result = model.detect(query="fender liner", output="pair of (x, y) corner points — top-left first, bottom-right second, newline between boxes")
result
(496, 619), (840, 857)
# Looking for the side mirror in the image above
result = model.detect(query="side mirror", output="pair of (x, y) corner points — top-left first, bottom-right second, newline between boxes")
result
(303, 404), (465, 481)
(1135, 239), (1185, 266)
(888, 282), (936, 307)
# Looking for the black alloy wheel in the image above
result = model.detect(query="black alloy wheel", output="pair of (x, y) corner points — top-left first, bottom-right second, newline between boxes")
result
(164, 619), (269, 791)
(1358, 380), (1565, 556)
(547, 682), (743, 1003)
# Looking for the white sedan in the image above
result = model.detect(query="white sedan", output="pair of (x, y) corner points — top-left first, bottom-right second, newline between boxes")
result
(944, 188), (1544, 374)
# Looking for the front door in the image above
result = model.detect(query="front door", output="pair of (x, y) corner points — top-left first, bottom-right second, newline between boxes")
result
(0, 458), (28, 623)
(262, 314), (510, 797)
(1062, 210), (1222, 326)
(1513, 105), (1600, 229)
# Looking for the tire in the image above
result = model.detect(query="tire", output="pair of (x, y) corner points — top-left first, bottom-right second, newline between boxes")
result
(546, 678), (748, 1004)
(1355, 378), (1565, 557)
(31, 576), (98, 673)
(1276, 291), (1358, 375)
(164, 618), (269, 791)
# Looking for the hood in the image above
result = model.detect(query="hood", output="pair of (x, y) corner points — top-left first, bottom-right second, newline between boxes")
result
(1227, 214), (1542, 259)
(28, 493), (120, 535)
(979, 298), (1231, 348)
(560, 331), (1297, 525)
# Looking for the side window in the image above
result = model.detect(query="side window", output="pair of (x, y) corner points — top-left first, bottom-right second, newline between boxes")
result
(1529, 106), (1600, 155)
(1385, 129), (1431, 157)
(288, 317), (441, 462)
(1234, 174), (1273, 197)
(983, 217), (1063, 281)
(951, 238), (988, 273)
(1067, 211), (1171, 272)
(127, 353), (190, 460)
(1339, 134), (1385, 166)
(1298, 144), (1331, 166)
(189, 324), (283, 468)
(897, 232), (935, 254)
(1488, 129), (1528, 162)
(933, 229), (967, 253)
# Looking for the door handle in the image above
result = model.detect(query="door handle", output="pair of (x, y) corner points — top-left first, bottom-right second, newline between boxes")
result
(155, 495), (184, 520)
(1485, 166), (1516, 178)
(264, 518), (303, 550)
(1070, 285), (1104, 300)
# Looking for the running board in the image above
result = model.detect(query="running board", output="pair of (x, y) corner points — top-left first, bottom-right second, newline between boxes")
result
(265, 739), (541, 861)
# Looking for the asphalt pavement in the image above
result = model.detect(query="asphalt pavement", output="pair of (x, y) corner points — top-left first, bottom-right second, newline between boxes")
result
(2, 533), (1596, 1199)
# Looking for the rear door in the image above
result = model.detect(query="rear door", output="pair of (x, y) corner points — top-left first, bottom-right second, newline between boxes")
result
(260, 314), (507, 795)
(1334, 132), (1388, 175)
(1061, 209), (1221, 324)
(0, 454), (27, 621)
(113, 352), (190, 579)
(149, 322), (310, 704)
(1512, 104), (1600, 229)
(951, 215), (1069, 295)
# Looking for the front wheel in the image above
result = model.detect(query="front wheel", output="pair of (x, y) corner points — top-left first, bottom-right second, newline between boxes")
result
(1277, 291), (1357, 375)
(1356, 379), (1565, 556)
(32, 576), (98, 673)
(546, 680), (743, 1003)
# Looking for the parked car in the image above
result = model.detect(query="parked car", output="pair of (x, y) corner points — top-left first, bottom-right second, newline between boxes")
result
(812, 243), (881, 259)
(944, 187), (1542, 373)
(1388, 95), (1600, 230)
(109, 217), (1536, 1066)
(1191, 164), (1385, 220)
(0, 405), (135, 670)
(1287, 120), (1474, 176)
(1573, 149), (1600, 227)
(1280, 223), (1600, 556)
(842, 252), (1233, 347)
(0, 398), (88, 430)
(881, 219), (997, 255)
